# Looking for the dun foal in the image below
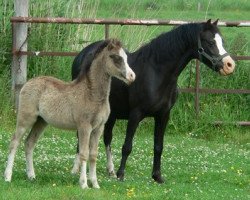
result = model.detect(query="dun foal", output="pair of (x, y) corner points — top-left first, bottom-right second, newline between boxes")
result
(4, 39), (135, 189)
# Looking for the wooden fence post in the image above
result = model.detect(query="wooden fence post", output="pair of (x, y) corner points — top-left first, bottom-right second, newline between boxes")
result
(12, 0), (29, 109)
(195, 59), (200, 117)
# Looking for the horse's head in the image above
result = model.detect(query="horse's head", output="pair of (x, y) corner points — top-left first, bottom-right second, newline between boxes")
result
(198, 19), (235, 75)
(104, 39), (136, 84)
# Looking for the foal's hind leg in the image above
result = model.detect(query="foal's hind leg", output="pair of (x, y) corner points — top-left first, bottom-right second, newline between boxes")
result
(89, 125), (104, 188)
(25, 117), (47, 180)
(4, 114), (37, 182)
(71, 131), (80, 174)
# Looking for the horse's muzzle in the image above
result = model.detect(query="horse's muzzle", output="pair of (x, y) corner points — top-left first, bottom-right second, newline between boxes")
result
(219, 56), (235, 75)
(126, 70), (136, 84)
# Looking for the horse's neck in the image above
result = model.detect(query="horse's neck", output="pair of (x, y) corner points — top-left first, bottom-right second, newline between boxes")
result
(79, 55), (111, 102)
(149, 25), (199, 76)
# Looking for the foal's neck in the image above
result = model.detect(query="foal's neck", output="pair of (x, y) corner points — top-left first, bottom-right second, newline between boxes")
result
(80, 54), (111, 102)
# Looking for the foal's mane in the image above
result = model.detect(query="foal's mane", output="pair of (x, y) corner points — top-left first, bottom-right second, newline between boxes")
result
(75, 39), (121, 83)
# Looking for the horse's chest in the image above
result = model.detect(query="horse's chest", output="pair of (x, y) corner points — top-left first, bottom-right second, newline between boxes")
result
(138, 84), (178, 114)
(91, 104), (110, 128)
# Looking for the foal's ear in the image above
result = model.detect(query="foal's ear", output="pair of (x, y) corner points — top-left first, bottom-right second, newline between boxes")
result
(107, 41), (116, 50)
(213, 19), (219, 26)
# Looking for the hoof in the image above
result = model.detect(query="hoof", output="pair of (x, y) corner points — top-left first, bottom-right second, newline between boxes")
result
(80, 183), (89, 189)
(4, 171), (12, 182)
(4, 177), (11, 182)
(152, 173), (165, 184)
(116, 171), (124, 181)
(71, 168), (79, 175)
(27, 171), (36, 180)
(28, 175), (36, 181)
(93, 184), (100, 189)
(107, 169), (117, 178)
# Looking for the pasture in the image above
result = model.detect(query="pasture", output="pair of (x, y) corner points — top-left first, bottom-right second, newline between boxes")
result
(0, 0), (249, 199)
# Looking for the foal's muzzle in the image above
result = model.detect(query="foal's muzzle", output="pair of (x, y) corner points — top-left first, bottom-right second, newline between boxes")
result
(125, 69), (136, 84)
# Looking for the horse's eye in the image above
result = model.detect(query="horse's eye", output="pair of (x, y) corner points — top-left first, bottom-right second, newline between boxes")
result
(207, 41), (215, 47)
(110, 54), (123, 66)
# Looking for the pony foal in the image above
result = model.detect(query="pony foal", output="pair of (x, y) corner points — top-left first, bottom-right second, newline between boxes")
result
(4, 39), (135, 189)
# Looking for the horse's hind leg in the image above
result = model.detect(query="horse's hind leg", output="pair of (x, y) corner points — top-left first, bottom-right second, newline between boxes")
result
(4, 114), (37, 182)
(104, 116), (116, 177)
(71, 131), (80, 174)
(25, 117), (47, 180)
(89, 125), (104, 188)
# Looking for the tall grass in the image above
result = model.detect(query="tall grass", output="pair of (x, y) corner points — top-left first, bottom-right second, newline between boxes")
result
(0, 0), (249, 138)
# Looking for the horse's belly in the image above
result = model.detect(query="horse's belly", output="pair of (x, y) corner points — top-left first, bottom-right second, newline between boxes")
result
(40, 113), (76, 130)
(39, 100), (76, 130)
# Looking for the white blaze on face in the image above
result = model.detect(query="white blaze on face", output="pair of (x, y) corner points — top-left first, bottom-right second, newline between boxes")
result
(214, 33), (227, 55)
(119, 48), (136, 83)
(214, 33), (236, 75)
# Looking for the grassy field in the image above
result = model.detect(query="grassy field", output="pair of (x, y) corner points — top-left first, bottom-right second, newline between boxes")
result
(0, 125), (249, 200)
(0, 0), (249, 199)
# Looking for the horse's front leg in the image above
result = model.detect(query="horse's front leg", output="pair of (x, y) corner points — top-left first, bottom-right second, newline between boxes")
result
(77, 124), (92, 189)
(152, 110), (170, 183)
(104, 116), (116, 177)
(89, 124), (104, 189)
(117, 110), (143, 181)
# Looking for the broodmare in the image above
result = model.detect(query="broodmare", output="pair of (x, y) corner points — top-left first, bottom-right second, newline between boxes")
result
(72, 20), (235, 183)
(4, 39), (135, 189)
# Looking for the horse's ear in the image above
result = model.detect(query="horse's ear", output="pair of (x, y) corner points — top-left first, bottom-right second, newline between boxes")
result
(206, 19), (212, 25)
(107, 41), (116, 50)
(213, 19), (219, 26)
(203, 19), (212, 30)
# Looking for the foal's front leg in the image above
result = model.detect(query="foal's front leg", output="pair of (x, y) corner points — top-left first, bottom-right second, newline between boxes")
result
(78, 124), (92, 189)
(89, 124), (104, 189)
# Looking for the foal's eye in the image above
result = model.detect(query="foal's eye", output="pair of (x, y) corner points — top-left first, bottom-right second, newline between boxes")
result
(110, 54), (123, 66)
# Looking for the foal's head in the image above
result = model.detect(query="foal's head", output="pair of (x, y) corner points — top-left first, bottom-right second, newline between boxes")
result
(198, 19), (235, 75)
(101, 39), (135, 84)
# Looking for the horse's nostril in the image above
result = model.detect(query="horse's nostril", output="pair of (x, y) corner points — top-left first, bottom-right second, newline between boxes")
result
(227, 62), (232, 68)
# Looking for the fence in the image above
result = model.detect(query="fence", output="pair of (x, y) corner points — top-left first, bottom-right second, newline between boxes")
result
(10, 16), (250, 126)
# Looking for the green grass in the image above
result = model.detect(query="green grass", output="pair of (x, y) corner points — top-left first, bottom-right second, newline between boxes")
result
(0, 0), (250, 199)
(0, 124), (249, 200)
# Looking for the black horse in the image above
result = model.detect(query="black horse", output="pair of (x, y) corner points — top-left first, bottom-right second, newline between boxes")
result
(71, 19), (235, 183)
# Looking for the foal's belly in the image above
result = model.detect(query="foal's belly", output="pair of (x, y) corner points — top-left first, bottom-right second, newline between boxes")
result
(40, 113), (77, 130)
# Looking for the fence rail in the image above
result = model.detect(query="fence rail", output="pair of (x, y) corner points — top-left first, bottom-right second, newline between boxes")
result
(10, 17), (250, 126)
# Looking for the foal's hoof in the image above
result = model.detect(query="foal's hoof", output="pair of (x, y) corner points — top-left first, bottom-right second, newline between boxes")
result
(4, 176), (11, 182)
(80, 183), (89, 189)
(107, 169), (117, 178)
(4, 171), (12, 182)
(152, 173), (165, 184)
(28, 175), (36, 181)
(116, 171), (124, 181)
(71, 168), (79, 175)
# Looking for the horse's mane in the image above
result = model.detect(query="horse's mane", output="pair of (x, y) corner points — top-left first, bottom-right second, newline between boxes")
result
(136, 23), (218, 64)
(75, 39), (121, 83)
